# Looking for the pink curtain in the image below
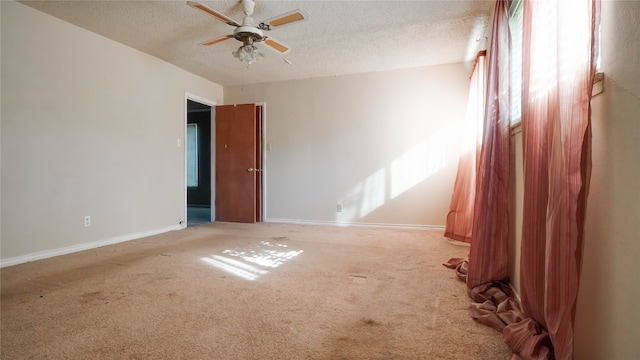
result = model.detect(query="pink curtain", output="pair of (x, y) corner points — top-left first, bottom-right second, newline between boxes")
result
(444, 0), (599, 357)
(444, 51), (487, 243)
(466, 0), (511, 290)
(509, 0), (601, 359)
(443, 0), (524, 338)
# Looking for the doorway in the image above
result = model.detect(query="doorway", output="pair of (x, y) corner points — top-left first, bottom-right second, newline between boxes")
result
(184, 97), (265, 226)
(186, 98), (213, 226)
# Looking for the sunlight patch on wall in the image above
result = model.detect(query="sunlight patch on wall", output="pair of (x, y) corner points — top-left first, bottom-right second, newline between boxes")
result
(337, 168), (386, 222)
(201, 241), (303, 281)
(391, 131), (447, 199)
(336, 129), (449, 223)
(358, 168), (386, 217)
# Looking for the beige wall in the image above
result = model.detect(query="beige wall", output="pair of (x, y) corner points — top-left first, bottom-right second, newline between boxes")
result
(225, 64), (470, 227)
(508, 126), (523, 298)
(574, 2), (640, 358)
(1, 1), (223, 263)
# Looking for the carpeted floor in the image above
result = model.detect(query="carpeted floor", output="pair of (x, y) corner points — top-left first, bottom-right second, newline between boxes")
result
(0, 222), (511, 359)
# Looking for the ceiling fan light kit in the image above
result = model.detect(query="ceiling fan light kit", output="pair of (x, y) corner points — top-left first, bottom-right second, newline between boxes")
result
(233, 44), (264, 65)
(187, 0), (306, 66)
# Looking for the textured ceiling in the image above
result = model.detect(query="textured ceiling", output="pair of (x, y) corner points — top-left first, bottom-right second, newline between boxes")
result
(19, 0), (494, 86)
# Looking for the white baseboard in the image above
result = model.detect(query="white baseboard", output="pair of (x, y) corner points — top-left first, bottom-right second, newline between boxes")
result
(264, 218), (445, 231)
(510, 283), (522, 303)
(0, 224), (184, 268)
(445, 238), (471, 247)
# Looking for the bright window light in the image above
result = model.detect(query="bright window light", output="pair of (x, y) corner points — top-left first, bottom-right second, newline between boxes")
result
(187, 123), (199, 187)
(509, 0), (523, 125)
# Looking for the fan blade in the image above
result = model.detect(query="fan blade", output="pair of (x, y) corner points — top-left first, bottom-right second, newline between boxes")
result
(187, 1), (241, 27)
(263, 37), (290, 54)
(261, 10), (306, 29)
(201, 35), (233, 46)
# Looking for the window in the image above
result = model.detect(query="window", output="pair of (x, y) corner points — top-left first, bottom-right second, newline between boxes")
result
(187, 123), (199, 187)
(593, 22), (604, 96)
(508, 0), (523, 126)
(508, 0), (602, 117)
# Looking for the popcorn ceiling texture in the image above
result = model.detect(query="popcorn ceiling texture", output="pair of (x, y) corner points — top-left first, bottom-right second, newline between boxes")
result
(18, 0), (493, 86)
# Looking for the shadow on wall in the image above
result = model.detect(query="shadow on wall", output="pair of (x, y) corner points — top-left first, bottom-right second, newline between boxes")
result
(336, 126), (451, 224)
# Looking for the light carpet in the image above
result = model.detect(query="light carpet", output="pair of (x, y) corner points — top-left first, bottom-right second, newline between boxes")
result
(1, 222), (510, 359)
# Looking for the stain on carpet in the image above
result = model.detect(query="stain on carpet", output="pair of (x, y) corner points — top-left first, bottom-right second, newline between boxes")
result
(270, 236), (289, 241)
(349, 274), (368, 284)
(79, 291), (104, 304)
(360, 317), (382, 326)
(324, 317), (394, 359)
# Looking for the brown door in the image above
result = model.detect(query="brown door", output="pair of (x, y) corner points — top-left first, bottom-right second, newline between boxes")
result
(215, 104), (261, 223)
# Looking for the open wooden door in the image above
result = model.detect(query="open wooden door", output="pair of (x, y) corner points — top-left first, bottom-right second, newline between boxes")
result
(215, 104), (262, 223)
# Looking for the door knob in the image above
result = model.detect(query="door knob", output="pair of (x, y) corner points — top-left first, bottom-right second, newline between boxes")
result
(248, 167), (262, 172)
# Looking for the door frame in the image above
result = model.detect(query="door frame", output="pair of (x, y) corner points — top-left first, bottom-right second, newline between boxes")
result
(256, 102), (267, 221)
(184, 93), (216, 227)
(183, 96), (267, 225)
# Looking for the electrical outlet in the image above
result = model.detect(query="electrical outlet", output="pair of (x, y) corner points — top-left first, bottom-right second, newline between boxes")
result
(84, 216), (91, 227)
(337, 204), (343, 213)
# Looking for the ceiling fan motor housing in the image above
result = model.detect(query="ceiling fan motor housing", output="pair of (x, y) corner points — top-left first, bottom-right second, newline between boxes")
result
(233, 25), (265, 44)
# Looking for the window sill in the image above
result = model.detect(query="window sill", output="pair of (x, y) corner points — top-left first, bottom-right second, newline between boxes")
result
(592, 72), (604, 97)
(510, 121), (522, 136)
(509, 72), (603, 133)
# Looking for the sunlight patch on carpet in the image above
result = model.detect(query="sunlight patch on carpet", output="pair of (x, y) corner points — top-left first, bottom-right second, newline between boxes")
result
(201, 241), (303, 281)
(201, 256), (267, 281)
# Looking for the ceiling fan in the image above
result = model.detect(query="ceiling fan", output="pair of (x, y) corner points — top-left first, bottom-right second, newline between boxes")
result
(187, 0), (307, 65)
